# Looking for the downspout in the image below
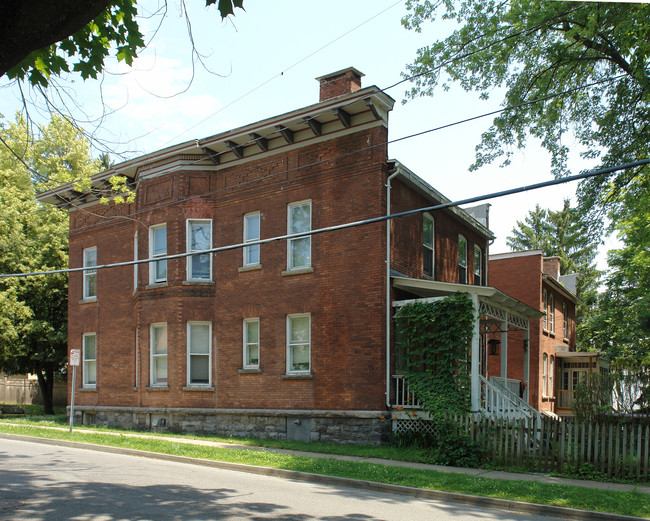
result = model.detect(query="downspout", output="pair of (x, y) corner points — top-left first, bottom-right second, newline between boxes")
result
(386, 164), (400, 408)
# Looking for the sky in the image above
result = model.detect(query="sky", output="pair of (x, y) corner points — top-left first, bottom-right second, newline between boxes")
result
(0, 0), (620, 265)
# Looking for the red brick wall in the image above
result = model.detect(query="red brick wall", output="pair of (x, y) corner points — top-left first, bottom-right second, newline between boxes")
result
(67, 126), (391, 412)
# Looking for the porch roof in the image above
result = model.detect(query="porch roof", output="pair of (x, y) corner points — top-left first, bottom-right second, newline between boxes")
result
(392, 276), (544, 328)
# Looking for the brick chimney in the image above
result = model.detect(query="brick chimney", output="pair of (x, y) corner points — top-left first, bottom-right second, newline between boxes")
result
(543, 256), (561, 280)
(316, 67), (364, 102)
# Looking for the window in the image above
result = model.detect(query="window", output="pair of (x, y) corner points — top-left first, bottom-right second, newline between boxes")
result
(549, 356), (554, 397)
(287, 201), (311, 270)
(563, 303), (568, 340)
(543, 353), (548, 396)
(473, 245), (482, 286)
(458, 235), (467, 284)
(243, 212), (261, 266)
(542, 289), (548, 330)
(548, 294), (555, 333)
(83, 247), (97, 299)
(149, 224), (167, 284)
(187, 322), (211, 385)
(150, 323), (168, 386)
(287, 314), (310, 373)
(243, 318), (260, 368)
(83, 333), (97, 388)
(134, 232), (138, 291)
(423, 214), (434, 277)
(187, 220), (212, 280)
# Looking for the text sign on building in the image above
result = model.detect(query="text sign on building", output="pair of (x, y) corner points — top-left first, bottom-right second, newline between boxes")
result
(70, 349), (81, 367)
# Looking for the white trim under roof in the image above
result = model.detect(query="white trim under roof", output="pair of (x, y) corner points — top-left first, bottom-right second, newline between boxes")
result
(490, 250), (544, 260)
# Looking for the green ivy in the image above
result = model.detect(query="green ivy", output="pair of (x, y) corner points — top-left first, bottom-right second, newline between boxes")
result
(394, 294), (474, 421)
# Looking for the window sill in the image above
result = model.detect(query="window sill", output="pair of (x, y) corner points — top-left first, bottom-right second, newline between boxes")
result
(146, 386), (170, 391)
(79, 297), (97, 304)
(563, 337), (569, 344)
(80, 387), (97, 392)
(423, 274), (435, 281)
(239, 264), (262, 273)
(548, 332), (556, 338)
(182, 385), (215, 391)
(281, 267), (314, 277)
(282, 373), (313, 380)
(145, 282), (168, 290)
(239, 368), (262, 374)
(182, 280), (215, 286)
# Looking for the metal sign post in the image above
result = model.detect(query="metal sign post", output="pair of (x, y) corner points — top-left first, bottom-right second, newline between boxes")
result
(69, 349), (80, 433)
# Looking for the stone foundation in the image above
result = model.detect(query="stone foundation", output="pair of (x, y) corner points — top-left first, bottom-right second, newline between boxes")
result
(69, 406), (391, 445)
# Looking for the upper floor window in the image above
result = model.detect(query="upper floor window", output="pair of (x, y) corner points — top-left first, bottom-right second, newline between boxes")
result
(287, 201), (311, 270)
(187, 322), (211, 386)
(83, 333), (97, 388)
(458, 235), (467, 284)
(549, 294), (555, 333)
(150, 323), (168, 386)
(423, 214), (434, 278)
(473, 245), (482, 286)
(287, 314), (310, 373)
(83, 247), (97, 299)
(542, 289), (548, 331)
(187, 219), (212, 281)
(243, 212), (261, 267)
(149, 224), (167, 284)
(243, 318), (260, 368)
(562, 303), (568, 340)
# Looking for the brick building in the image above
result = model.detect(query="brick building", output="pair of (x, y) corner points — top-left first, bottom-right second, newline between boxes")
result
(488, 250), (607, 417)
(39, 67), (504, 442)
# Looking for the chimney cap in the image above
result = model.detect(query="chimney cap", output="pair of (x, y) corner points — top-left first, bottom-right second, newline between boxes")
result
(315, 67), (365, 83)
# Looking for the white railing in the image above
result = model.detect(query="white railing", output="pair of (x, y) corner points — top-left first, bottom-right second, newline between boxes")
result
(480, 375), (542, 422)
(391, 374), (421, 408)
(490, 376), (521, 397)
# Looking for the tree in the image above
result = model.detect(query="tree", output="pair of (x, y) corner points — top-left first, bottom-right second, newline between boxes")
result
(401, 1), (650, 227)
(0, 0), (244, 87)
(0, 113), (99, 413)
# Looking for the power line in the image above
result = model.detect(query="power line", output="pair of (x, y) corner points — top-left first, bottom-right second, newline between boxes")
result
(2, 158), (647, 279)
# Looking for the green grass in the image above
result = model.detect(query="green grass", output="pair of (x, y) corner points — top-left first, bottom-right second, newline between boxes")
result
(0, 422), (649, 518)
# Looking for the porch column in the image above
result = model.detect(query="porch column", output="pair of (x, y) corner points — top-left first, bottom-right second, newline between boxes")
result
(471, 295), (481, 411)
(524, 326), (530, 402)
(500, 318), (508, 379)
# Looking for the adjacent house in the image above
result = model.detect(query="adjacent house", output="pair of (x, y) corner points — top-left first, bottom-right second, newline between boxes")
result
(489, 250), (608, 417)
(38, 67), (542, 443)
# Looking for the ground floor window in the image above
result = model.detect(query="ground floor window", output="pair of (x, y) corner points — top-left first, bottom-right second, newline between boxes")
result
(150, 323), (168, 386)
(83, 333), (96, 388)
(188, 322), (211, 385)
(287, 314), (310, 373)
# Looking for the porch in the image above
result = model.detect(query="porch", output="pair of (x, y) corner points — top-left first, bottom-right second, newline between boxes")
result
(555, 350), (609, 416)
(389, 277), (544, 422)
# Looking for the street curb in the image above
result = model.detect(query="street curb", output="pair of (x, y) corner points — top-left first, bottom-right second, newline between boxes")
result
(1, 433), (646, 521)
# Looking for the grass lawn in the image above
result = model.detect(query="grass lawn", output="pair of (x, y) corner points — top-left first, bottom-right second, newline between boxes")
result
(0, 418), (649, 519)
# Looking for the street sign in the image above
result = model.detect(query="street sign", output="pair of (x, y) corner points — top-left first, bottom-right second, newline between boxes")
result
(70, 349), (80, 367)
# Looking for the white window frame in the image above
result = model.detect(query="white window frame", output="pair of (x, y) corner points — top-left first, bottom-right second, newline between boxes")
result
(243, 212), (261, 267)
(549, 356), (555, 398)
(543, 353), (548, 397)
(83, 246), (97, 299)
(133, 232), (139, 291)
(563, 303), (568, 340)
(458, 235), (468, 284)
(186, 219), (212, 281)
(150, 323), (168, 387)
(243, 318), (260, 369)
(149, 223), (167, 284)
(423, 213), (434, 278)
(287, 313), (311, 374)
(82, 333), (97, 388)
(287, 200), (312, 270)
(473, 244), (482, 286)
(542, 289), (548, 331)
(549, 293), (555, 333)
(187, 321), (212, 386)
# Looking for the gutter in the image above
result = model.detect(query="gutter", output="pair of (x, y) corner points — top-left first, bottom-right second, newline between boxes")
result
(385, 162), (400, 408)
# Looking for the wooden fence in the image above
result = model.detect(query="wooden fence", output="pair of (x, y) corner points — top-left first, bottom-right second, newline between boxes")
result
(0, 377), (67, 408)
(442, 414), (650, 481)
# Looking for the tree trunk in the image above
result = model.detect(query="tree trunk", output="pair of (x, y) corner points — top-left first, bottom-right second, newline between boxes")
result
(36, 369), (55, 415)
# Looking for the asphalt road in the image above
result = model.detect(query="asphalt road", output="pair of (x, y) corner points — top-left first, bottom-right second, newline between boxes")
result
(0, 438), (565, 521)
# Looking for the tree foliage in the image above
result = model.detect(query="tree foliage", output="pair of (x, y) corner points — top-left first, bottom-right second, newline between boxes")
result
(0, 0), (244, 87)
(0, 114), (99, 413)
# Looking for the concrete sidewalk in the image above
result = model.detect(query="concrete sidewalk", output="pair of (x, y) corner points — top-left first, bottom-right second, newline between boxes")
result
(3, 422), (648, 496)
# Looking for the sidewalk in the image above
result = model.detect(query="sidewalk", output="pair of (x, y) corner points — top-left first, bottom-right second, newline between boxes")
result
(5, 422), (648, 496)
